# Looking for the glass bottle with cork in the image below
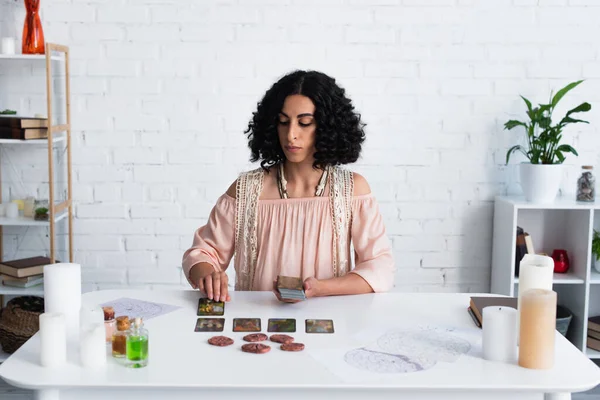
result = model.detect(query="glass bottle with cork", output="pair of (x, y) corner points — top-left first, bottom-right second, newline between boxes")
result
(112, 316), (130, 358)
(576, 165), (595, 202)
(126, 317), (149, 368)
(102, 306), (116, 344)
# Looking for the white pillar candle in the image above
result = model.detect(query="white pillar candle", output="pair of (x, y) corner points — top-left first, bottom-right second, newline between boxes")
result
(1, 37), (16, 55)
(39, 312), (67, 368)
(518, 254), (554, 303)
(482, 306), (518, 363)
(80, 324), (107, 368)
(80, 305), (104, 333)
(5, 202), (18, 218)
(44, 263), (82, 339)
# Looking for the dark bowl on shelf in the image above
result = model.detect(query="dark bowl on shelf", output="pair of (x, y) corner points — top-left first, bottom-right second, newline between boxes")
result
(556, 305), (572, 337)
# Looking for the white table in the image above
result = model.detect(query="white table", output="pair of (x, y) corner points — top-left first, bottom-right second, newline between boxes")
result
(0, 290), (599, 400)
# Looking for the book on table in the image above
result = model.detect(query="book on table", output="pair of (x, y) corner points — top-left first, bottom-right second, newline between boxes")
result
(468, 296), (518, 328)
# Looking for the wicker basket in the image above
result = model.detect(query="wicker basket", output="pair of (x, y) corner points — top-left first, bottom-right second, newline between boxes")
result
(0, 296), (44, 354)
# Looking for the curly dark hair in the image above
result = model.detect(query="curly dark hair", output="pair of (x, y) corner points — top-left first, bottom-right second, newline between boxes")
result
(244, 70), (366, 170)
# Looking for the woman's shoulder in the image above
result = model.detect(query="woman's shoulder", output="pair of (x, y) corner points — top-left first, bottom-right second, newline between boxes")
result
(225, 167), (268, 199)
(351, 172), (371, 196)
(332, 166), (371, 197)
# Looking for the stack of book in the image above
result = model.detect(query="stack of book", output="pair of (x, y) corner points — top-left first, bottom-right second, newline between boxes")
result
(0, 256), (52, 288)
(0, 116), (48, 140)
(587, 316), (600, 351)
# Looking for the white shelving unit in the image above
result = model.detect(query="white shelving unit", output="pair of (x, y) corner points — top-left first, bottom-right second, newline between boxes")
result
(0, 44), (73, 361)
(491, 195), (600, 359)
(0, 43), (73, 268)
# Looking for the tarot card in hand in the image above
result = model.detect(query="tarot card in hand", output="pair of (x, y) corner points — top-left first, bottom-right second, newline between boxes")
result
(276, 276), (306, 301)
(268, 318), (296, 332)
(195, 318), (225, 332)
(197, 298), (225, 316)
(305, 319), (334, 333)
(233, 318), (261, 332)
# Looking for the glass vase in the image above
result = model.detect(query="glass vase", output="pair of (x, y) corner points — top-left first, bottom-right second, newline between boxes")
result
(22, 0), (45, 55)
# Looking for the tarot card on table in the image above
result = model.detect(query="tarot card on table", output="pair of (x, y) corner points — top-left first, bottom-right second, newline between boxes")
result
(306, 319), (334, 333)
(195, 318), (225, 332)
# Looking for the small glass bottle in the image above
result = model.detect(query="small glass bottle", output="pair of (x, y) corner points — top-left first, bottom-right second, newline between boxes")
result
(126, 317), (149, 368)
(112, 316), (130, 358)
(576, 165), (595, 202)
(102, 306), (116, 344)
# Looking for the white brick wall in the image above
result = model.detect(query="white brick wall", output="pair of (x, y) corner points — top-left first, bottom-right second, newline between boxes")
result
(0, 0), (599, 293)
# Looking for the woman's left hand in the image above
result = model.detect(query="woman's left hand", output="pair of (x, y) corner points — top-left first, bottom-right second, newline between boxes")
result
(272, 277), (321, 303)
(302, 277), (321, 299)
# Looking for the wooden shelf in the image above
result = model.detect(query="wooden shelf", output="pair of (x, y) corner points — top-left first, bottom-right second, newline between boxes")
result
(0, 54), (63, 61)
(514, 272), (585, 285)
(0, 211), (67, 227)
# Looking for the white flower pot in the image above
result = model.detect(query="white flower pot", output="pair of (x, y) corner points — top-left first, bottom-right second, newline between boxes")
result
(519, 163), (563, 203)
(594, 256), (600, 274)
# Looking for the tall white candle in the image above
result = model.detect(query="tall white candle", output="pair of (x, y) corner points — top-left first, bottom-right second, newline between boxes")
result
(80, 324), (107, 368)
(482, 306), (518, 363)
(518, 254), (554, 301)
(44, 263), (82, 339)
(39, 312), (67, 368)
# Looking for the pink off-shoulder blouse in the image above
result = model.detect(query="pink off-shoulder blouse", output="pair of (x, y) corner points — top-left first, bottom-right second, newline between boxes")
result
(182, 193), (395, 292)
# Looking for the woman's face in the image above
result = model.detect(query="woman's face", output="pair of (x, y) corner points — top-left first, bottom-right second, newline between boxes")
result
(277, 94), (317, 164)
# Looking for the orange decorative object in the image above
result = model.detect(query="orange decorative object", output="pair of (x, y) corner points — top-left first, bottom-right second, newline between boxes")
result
(22, 0), (45, 55)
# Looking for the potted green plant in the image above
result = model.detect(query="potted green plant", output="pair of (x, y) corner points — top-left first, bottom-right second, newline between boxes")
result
(593, 229), (600, 274)
(504, 80), (591, 203)
(34, 207), (48, 221)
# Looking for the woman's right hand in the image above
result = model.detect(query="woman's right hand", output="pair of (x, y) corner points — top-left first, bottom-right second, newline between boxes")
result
(189, 262), (231, 302)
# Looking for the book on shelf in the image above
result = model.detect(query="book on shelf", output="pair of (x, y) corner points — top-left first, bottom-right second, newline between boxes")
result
(588, 336), (600, 352)
(588, 329), (600, 341)
(589, 316), (600, 332)
(0, 115), (48, 129)
(524, 233), (535, 255)
(0, 126), (48, 140)
(0, 256), (55, 278)
(1, 273), (43, 288)
(515, 227), (538, 277)
(469, 296), (518, 328)
(515, 226), (527, 276)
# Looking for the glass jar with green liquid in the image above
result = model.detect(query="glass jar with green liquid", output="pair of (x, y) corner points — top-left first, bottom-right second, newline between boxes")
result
(126, 317), (149, 368)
